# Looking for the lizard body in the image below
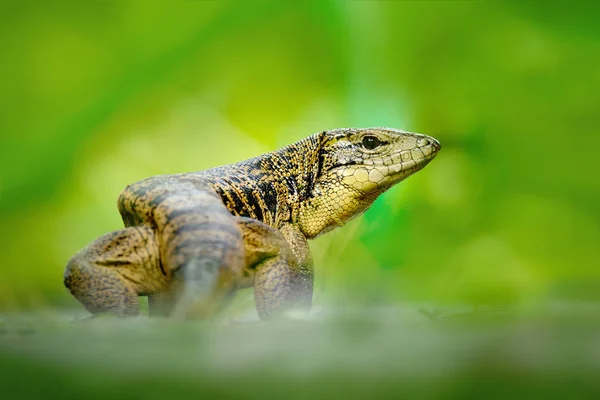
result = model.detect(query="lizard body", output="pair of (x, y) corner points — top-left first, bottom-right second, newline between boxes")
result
(64, 127), (440, 319)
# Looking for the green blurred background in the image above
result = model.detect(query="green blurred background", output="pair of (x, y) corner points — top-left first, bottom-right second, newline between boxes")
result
(1, 1), (599, 397)
(2, 0), (598, 313)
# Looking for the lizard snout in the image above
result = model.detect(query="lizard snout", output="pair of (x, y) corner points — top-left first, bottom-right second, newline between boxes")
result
(418, 137), (441, 151)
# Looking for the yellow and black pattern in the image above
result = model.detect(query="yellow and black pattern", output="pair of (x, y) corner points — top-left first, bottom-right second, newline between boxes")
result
(64, 127), (440, 319)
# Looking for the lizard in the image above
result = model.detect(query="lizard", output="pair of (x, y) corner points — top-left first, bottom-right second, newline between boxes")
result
(64, 127), (440, 320)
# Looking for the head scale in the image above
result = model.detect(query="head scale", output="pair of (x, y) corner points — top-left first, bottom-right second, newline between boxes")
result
(297, 127), (440, 238)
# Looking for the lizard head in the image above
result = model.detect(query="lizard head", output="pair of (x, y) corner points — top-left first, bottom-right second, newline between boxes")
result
(298, 127), (440, 238)
(317, 127), (441, 194)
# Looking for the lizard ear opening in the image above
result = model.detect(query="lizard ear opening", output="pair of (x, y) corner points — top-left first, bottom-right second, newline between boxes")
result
(300, 131), (328, 200)
(314, 130), (332, 180)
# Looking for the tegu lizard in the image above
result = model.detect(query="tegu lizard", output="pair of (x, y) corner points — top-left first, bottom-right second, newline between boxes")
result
(64, 128), (440, 320)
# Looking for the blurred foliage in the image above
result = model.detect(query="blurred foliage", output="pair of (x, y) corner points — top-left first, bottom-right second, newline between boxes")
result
(1, 1), (599, 317)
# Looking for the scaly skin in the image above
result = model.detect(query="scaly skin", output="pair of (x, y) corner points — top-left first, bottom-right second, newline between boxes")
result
(64, 127), (440, 319)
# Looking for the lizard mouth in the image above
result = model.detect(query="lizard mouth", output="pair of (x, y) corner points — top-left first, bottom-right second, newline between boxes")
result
(333, 140), (440, 194)
(388, 139), (441, 178)
(330, 139), (440, 172)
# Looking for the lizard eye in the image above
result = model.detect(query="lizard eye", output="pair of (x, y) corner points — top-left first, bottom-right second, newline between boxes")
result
(361, 135), (382, 150)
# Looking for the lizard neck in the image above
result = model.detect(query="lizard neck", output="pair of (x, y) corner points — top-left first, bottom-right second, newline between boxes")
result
(268, 133), (323, 204)
(269, 132), (372, 239)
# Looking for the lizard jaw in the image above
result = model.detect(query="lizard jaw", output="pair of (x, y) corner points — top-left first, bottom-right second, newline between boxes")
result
(387, 138), (440, 180)
(336, 136), (441, 193)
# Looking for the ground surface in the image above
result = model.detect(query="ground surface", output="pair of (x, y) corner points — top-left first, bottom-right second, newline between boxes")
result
(1, 305), (599, 399)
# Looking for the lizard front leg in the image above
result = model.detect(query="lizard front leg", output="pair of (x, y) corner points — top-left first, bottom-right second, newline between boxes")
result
(236, 218), (313, 320)
(278, 223), (314, 312)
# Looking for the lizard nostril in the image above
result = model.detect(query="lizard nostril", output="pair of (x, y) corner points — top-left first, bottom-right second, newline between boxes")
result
(418, 137), (441, 150)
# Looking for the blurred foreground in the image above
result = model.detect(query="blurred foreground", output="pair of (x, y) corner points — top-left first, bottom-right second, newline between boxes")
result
(1, 305), (599, 399)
